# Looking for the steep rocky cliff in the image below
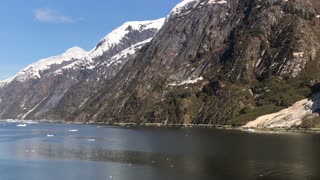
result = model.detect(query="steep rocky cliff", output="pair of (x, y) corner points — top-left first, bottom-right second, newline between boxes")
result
(1, 0), (320, 128)
(72, 0), (320, 126)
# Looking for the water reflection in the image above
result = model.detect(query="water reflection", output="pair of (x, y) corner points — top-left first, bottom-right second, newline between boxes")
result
(0, 123), (320, 179)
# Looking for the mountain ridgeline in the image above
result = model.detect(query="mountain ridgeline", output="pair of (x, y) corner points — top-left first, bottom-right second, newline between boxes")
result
(0, 19), (165, 120)
(1, 0), (320, 127)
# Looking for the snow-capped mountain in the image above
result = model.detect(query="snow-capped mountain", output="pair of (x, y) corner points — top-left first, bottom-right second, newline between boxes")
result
(12, 47), (88, 83)
(0, 18), (165, 85)
(56, 18), (165, 73)
(89, 18), (165, 59)
(0, 18), (165, 120)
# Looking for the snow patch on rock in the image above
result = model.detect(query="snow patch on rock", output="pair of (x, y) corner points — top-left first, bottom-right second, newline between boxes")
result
(207, 0), (227, 5)
(21, 96), (49, 120)
(169, 76), (204, 86)
(103, 38), (153, 67)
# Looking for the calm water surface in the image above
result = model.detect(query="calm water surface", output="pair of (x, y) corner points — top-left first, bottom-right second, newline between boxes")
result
(0, 120), (320, 180)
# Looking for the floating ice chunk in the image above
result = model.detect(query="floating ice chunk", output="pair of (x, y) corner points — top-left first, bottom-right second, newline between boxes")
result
(242, 128), (255, 133)
(16, 124), (27, 127)
(68, 129), (79, 132)
(47, 134), (55, 137)
(25, 149), (36, 153)
(25, 120), (38, 124)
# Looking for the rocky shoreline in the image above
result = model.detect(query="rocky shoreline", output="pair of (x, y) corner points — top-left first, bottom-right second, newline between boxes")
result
(31, 119), (320, 134)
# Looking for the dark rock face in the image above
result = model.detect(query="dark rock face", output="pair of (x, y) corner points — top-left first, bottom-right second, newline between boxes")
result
(72, 0), (320, 125)
(2, 0), (320, 126)
(45, 48), (143, 121)
(0, 62), (88, 119)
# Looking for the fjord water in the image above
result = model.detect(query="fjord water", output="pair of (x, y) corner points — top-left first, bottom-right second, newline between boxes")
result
(0, 121), (320, 180)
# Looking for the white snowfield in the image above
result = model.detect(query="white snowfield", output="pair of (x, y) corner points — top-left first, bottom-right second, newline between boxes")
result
(0, 18), (165, 85)
(243, 93), (320, 129)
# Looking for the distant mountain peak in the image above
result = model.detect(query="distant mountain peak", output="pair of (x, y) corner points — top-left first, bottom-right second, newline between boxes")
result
(89, 18), (165, 59)
(170, 0), (201, 16)
(169, 0), (228, 18)
(64, 46), (88, 55)
(9, 47), (88, 82)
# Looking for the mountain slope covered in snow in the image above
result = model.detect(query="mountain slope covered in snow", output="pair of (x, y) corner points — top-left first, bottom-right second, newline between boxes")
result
(0, 18), (165, 120)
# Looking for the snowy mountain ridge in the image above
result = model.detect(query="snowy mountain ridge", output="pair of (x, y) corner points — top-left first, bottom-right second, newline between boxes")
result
(0, 18), (165, 85)
(1, 47), (88, 83)
(57, 18), (165, 73)
(88, 18), (165, 59)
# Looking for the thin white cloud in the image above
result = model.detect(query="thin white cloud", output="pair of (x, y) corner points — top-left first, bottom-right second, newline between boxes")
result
(34, 8), (76, 23)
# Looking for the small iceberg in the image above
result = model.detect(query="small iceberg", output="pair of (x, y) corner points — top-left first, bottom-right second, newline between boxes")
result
(68, 129), (79, 132)
(25, 120), (38, 124)
(16, 124), (27, 127)
(88, 138), (96, 142)
(25, 149), (36, 153)
(242, 128), (255, 133)
(47, 134), (55, 137)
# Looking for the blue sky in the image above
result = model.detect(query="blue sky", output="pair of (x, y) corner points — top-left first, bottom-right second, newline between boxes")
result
(0, 0), (181, 80)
